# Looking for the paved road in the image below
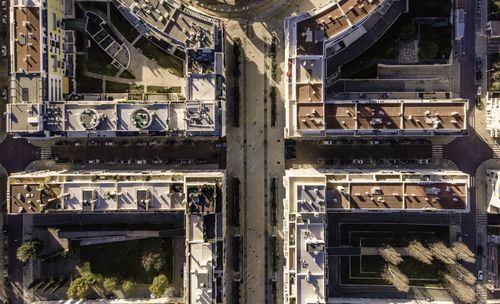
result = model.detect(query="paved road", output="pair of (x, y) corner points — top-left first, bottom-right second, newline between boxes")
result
(287, 141), (432, 168)
(51, 139), (226, 168)
(441, 0), (489, 281)
(0, 136), (40, 174)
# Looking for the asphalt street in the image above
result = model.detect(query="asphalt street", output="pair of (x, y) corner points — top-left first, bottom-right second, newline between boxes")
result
(51, 139), (226, 168)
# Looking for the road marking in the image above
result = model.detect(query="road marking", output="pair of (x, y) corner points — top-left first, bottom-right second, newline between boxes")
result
(40, 147), (52, 160)
(492, 144), (500, 158)
(432, 144), (443, 159)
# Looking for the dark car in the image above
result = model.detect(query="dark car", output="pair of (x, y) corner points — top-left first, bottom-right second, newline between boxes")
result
(476, 97), (484, 109)
(476, 70), (482, 81)
(2, 225), (7, 234)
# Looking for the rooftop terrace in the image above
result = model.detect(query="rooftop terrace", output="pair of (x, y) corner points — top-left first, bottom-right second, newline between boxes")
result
(14, 6), (41, 73)
(295, 0), (381, 55)
(296, 100), (467, 132)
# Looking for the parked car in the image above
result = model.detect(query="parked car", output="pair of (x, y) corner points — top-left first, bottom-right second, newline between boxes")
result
(417, 159), (430, 165)
(151, 159), (164, 165)
(180, 159), (193, 165)
(215, 142), (227, 148)
(352, 159), (364, 165)
(369, 140), (380, 145)
(478, 270), (484, 281)
(119, 159), (132, 165)
(476, 70), (482, 81)
(1, 45), (6, 57)
(135, 159), (146, 165)
(1, 89), (6, 100)
(476, 97), (483, 109)
(476, 57), (482, 70)
(321, 140), (333, 145)
(104, 141), (113, 146)
(2, 225), (7, 234)
(1, 1), (6, 11)
(477, 85), (482, 96)
(1, 15), (6, 24)
(85, 159), (100, 164)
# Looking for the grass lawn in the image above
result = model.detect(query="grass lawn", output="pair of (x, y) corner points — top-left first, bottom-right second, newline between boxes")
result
(106, 81), (144, 94)
(418, 24), (452, 60)
(79, 238), (174, 284)
(77, 76), (103, 93)
(87, 41), (120, 76)
(135, 37), (184, 77)
(110, 3), (140, 42)
(146, 86), (181, 94)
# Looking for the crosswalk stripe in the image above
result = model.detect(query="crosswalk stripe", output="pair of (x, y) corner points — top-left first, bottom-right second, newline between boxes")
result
(432, 144), (443, 159)
(492, 144), (500, 158)
(40, 147), (52, 160)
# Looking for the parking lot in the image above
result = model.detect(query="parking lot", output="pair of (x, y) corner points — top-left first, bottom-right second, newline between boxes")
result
(285, 139), (433, 168)
(51, 138), (226, 168)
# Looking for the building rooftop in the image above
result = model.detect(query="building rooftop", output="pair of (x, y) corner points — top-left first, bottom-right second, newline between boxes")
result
(14, 6), (41, 73)
(285, 169), (469, 212)
(297, 103), (325, 131)
(295, 100), (467, 132)
(295, 0), (381, 55)
(8, 100), (219, 136)
(8, 170), (223, 214)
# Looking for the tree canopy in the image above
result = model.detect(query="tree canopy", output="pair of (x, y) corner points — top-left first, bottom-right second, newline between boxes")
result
(149, 274), (169, 298)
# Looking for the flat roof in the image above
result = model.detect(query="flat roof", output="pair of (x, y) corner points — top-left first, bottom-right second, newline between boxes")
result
(319, 101), (467, 131)
(7, 104), (43, 132)
(296, 58), (323, 83)
(188, 74), (216, 101)
(357, 103), (401, 129)
(402, 103), (465, 130)
(189, 243), (214, 304)
(295, 0), (381, 55)
(297, 103), (325, 130)
(14, 7), (41, 73)
(286, 169), (469, 212)
(297, 83), (323, 103)
(8, 170), (223, 214)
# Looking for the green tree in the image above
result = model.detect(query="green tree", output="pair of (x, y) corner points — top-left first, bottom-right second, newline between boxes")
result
(121, 280), (136, 293)
(16, 240), (41, 262)
(103, 277), (119, 291)
(67, 277), (93, 299)
(149, 274), (169, 298)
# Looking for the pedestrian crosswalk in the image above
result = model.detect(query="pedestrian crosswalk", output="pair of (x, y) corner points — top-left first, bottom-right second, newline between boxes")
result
(432, 144), (443, 159)
(492, 144), (500, 158)
(477, 213), (488, 226)
(40, 147), (52, 160)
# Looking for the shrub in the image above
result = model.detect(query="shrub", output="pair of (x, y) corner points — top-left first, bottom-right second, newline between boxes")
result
(149, 274), (169, 298)
(67, 277), (92, 299)
(16, 240), (41, 262)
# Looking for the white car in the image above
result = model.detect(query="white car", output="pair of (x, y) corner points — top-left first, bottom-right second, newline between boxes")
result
(104, 141), (114, 146)
(321, 140), (333, 145)
(352, 159), (364, 165)
(417, 159), (430, 165)
(478, 270), (484, 281)
(1, 15), (6, 24)
(1, 1), (6, 11)
(1, 46), (6, 57)
(369, 140), (380, 145)
(136, 159), (146, 165)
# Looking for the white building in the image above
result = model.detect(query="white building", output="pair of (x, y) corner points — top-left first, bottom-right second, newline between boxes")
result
(283, 0), (467, 138)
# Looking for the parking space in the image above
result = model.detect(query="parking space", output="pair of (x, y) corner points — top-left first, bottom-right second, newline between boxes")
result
(286, 139), (432, 167)
(51, 139), (226, 168)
